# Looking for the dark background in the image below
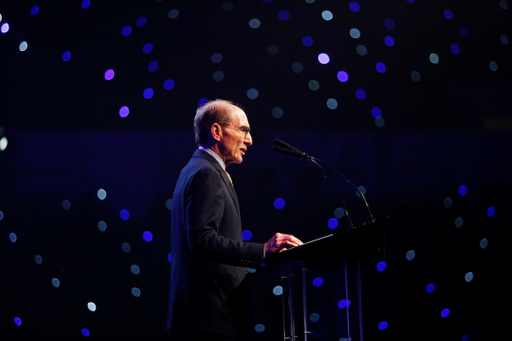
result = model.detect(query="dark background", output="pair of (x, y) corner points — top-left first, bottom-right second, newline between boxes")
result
(0, 0), (511, 340)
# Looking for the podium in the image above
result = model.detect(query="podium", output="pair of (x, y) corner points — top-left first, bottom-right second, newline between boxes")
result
(270, 219), (386, 341)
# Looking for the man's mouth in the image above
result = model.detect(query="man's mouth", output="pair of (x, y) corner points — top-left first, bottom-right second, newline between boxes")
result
(240, 148), (246, 155)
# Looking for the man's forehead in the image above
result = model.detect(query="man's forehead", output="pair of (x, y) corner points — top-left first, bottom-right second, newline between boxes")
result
(229, 107), (249, 125)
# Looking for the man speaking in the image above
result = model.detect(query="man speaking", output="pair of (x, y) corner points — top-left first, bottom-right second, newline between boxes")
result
(167, 99), (303, 340)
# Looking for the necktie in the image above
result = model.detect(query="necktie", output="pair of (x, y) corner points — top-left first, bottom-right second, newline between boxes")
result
(225, 171), (233, 187)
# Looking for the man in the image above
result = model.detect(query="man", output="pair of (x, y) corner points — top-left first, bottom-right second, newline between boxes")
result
(167, 99), (302, 340)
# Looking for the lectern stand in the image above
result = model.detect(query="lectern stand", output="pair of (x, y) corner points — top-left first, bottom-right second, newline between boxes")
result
(271, 219), (385, 341)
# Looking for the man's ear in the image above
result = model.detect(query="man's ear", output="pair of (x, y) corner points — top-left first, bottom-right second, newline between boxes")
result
(211, 123), (222, 142)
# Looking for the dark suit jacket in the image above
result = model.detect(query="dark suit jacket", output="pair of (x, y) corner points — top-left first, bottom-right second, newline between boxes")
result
(167, 149), (265, 337)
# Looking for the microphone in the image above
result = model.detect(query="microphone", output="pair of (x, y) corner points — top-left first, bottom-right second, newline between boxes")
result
(274, 138), (300, 152)
(272, 139), (311, 160)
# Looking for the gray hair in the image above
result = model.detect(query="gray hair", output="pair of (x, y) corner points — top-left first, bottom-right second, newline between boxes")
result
(194, 99), (242, 146)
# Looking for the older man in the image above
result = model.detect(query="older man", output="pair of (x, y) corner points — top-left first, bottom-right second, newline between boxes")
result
(167, 99), (302, 340)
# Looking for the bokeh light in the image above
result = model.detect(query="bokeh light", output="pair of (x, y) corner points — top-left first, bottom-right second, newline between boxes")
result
(143, 88), (154, 99)
(136, 17), (146, 27)
(406, 250), (416, 261)
(451, 44), (460, 54)
(249, 18), (261, 28)
(143, 43), (153, 54)
(98, 221), (107, 232)
(337, 71), (348, 82)
(328, 218), (338, 229)
(349, 2), (360, 12)
(52, 278), (60, 288)
(487, 206), (495, 217)
(242, 230), (252, 241)
(120, 209), (129, 220)
(0, 210), (3, 220)
(255, 324), (265, 333)
(327, 98), (338, 110)
(211, 53), (223, 63)
(272, 107), (284, 119)
(121, 26), (131, 36)
(426, 283), (435, 293)
(350, 28), (361, 39)
(278, 11), (289, 20)
(62, 51), (71, 62)
(62, 199), (71, 211)
(97, 188), (107, 200)
(267, 44), (279, 55)
(444, 9), (453, 19)
(274, 198), (285, 209)
(465, 272), (473, 282)
(302, 36), (313, 47)
(411, 70), (421, 81)
(429, 53), (439, 64)
(459, 27), (468, 37)
(0, 137), (6, 151)
(164, 79), (175, 90)
(458, 185), (467, 196)
(9, 233), (17, 243)
(356, 89), (366, 100)
(310, 313), (320, 322)
(198, 98), (209, 107)
(19, 41), (28, 52)
(31, 6), (39, 15)
(247, 268), (256, 273)
(168, 9), (179, 19)
(312, 277), (324, 287)
(334, 207), (345, 218)
(273, 286), (283, 295)
(81, 329), (90, 337)
(308, 80), (320, 91)
(338, 299), (351, 309)
(376, 62), (386, 73)
(14, 317), (22, 326)
(168, 253), (172, 262)
(122, 242), (131, 253)
(501, 0), (509, 9)
(119, 106), (129, 118)
(480, 238), (488, 249)
(355, 185), (366, 198)
(377, 261), (386, 271)
(104, 69), (115, 81)
(501, 35), (509, 45)
(462, 335), (470, 341)
(247, 88), (259, 99)
(375, 117), (385, 128)
(489, 61), (498, 72)
(385, 36), (395, 46)
(87, 302), (96, 312)
(318, 53), (330, 64)
(444, 197), (453, 208)
(81, 0), (91, 9)
(292, 62), (303, 73)
(35, 255), (43, 265)
(165, 199), (173, 211)
(222, 2), (233, 11)
(321, 11), (333, 21)
(357, 45), (367, 55)
(379, 321), (388, 330)
(143, 231), (153, 242)
(131, 265), (140, 275)
(455, 217), (464, 228)
(371, 107), (382, 118)
(1, 23), (10, 34)
(385, 19), (395, 29)
(213, 71), (224, 82)
(148, 61), (159, 72)
(441, 308), (450, 318)
(131, 287), (141, 297)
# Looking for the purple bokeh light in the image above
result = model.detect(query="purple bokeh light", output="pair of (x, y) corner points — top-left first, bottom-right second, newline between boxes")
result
(242, 230), (252, 241)
(376, 62), (386, 73)
(458, 185), (467, 196)
(164, 79), (175, 90)
(302, 36), (314, 47)
(349, 2), (360, 12)
(143, 231), (153, 242)
(81, 0), (91, 9)
(385, 19), (395, 29)
(451, 43), (460, 54)
(318, 53), (330, 64)
(487, 206), (495, 217)
(371, 107), (382, 118)
(337, 71), (349, 82)
(441, 308), (450, 318)
(1, 23), (9, 34)
(377, 261), (386, 271)
(119, 106), (129, 118)
(31, 6), (39, 15)
(385, 36), (395, 46)
(121, 26), (132, 36)
(120, 209), (129, 220)
(143, 88), (154, 99)
(136, 17), (147, 27)
(444, 9), (453, 19)
(148, 61), (159, 72)
(104, 69), (115, 81)
(274, 198), (285, 209)
(328, 218), (338, 229)
(338, 299), (351, 309)
(378, 321), (388, 330)
(62, 51), (71, 62)
(312, 277), (324, 287)
(143, 43), (153, 54)
(356, 88), (366, 100)
(278, 10), (289, 20)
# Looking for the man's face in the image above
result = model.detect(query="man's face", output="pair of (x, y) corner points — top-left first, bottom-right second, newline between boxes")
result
(218, 107), (253, 166)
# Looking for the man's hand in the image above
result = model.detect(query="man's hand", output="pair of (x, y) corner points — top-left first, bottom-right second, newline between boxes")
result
(264, 233), (303, 259)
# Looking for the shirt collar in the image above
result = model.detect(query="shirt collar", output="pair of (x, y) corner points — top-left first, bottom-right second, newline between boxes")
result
(198, 146), (226, 171)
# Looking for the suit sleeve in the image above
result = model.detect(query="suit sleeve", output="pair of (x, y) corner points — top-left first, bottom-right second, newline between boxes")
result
(185, 166), (264, 267)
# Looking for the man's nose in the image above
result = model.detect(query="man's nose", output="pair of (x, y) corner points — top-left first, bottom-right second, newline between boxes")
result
(244, 132), (253, 146)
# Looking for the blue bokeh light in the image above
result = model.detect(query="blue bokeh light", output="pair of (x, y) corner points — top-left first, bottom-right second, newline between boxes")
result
(444, 197), (453, 208)
(31, 6), (39, 15)
(350, 28), (361, 39)
(441, 308), (450, 318)
(81, 0), (91, 9)
(338, 299), (351, 309)
(136, 17), (146, 27)
(274, 198), (285, 209)
(131, 287), (141, 297)
(444, 9), (453, 19)
(487, 207), (495, 217)
(198, 98), (209, 107)
(247, 88), (259, 99)
(62, 51), (71, 62)
(143, 231), (153, 242)
(9, 233), (17, 243)
(327, 98), (338, 110)
(371, 107), (382, 118)
(376, 62), (386, 73)
(81, 328), (90, 337)
(385, 19), (395, 29)
(465, 272), (474, 282)
(143, 88), (154, 99)
(357, 45), (367, 55)
(426, 283), (435, 293)
(121, 26), (132, 36)
(313, 277), (324, 287)
(459, 27), (468, 37)
(168, 253), (172, 262)
(337, 71), (348, 82)
(480, 238), (488, 249)
(164, 79), (175, 90)
(35, 255), (43, 265)
(14, 317), (22, 326)
(97, 221), (107, 232)
(411, 70), (421, 81)
(302, 36), (314, 47)
(278, 11), (289, 20)
(119, 106), (129, 118)
(328, 218), (338, 229)
(356, 89), (366, 100)
(120, 209), (129, 220)
(148, 61), (159, 72)
(334, 207), (345, 218)
(377, 261), (386, 272)
(122, 242), (131, 253)
(355, 185), (366, 197)
(458, 185), (467, 196)
(310, 313), (320, 322)
(273, 286), (283, 295)
(318, 53), (330, 64)
(406, 250), (416, 261)
(349, 2), (360, 12)
(462, 335), (470, 341)
(131, 264), (140, 275)
(255, 324), (265, 333)
(451, 44), (460, 54)
(378, 321), (388, 330)
(455, 217), (464, 228)
(385, 36), (395, 46)
(143, 43), (153, 54)
(242, 230), (252, 241)
(52, 278), (60, 288)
